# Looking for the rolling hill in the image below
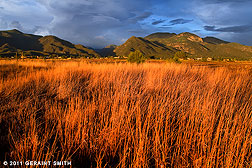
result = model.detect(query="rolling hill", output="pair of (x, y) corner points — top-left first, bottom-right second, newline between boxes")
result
(0, 29), (100, 58)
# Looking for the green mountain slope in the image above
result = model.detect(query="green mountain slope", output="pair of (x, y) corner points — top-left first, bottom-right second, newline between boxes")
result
(144, 32), (211, 57)
(114, 36), (178, 59)
(39, 36), (99, 57)
(0, 29), (100, 58)
(1, 29), (252, 60)
(0, 29), (42, 51)
(204, 42), (252, 60)
(96, 45), (117, 57)
(0, 43), (17, 53)
(142, 32), (252, 60)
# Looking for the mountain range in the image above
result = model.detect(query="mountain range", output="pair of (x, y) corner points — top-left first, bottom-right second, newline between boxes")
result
(114, 32), (252, 60)
(1, 29), (252, 60)
(0, 29), (100, 58)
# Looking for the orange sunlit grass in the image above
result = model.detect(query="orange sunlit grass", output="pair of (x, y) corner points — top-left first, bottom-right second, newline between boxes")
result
(0, 60), (251, 167)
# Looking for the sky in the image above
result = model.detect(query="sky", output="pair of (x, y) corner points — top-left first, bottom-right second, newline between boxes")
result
(1, 0), (252, 48)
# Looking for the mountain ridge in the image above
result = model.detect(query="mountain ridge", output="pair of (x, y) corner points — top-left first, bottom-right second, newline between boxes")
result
(0, 29), (100, 58)
(1, 29), (252, 60)
(114, 36), (178, 59)
(113, 32), (252, 60)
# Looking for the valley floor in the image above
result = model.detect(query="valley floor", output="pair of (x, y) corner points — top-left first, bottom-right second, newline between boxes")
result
(0, 59), (251, 167)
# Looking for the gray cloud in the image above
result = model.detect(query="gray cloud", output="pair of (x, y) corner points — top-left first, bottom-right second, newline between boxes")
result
(0, 18), (7, 29)
(228, 33), (252, 46)
(7, 20), (42, 34)
(0, 0), (52, 34)
(192, 30), (201, 33)
(193, 0), (252, 25)
(129, 12), (152, 23)
(152, 20), (166, 25)
(158, 26), (172, 29)
(9, 21), (23, 30)
(128, 30), (146, 34)
(34, 0), (155, 48)
(204, 26), (217, 31)
(169, 18), (193, 25)
(204, 25), (252, 33)
(192, 0), (252, 45)
(1, 0), (252, 47)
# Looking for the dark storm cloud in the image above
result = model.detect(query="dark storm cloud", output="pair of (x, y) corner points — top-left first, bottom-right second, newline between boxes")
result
(204, 25), (252, 33)
(1, 0), (252, 47)
(152, 20), (166, 25)
(192, 0), (252, 45)
(169, 18), (193, 25)
(34, 0), (155, 48)
(193, 0), (252, 25)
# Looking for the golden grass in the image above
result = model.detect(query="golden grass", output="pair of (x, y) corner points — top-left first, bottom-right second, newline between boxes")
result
(0, 60), (251, 167)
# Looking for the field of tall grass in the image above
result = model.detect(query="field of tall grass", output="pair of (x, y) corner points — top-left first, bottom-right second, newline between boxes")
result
(0, 59), (251, 167)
